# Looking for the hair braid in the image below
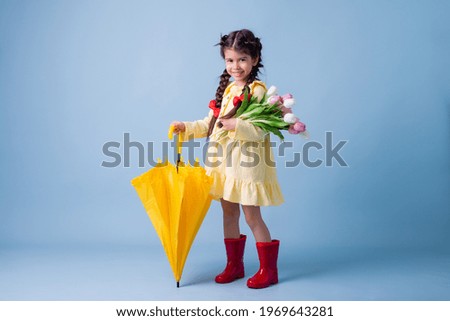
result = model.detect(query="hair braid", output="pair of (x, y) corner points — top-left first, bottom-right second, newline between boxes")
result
(207, 69), (230, 137)
(215, 69), (231, 108)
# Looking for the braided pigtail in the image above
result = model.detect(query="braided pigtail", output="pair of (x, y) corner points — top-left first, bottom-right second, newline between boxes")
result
(207, 69), (231, 137)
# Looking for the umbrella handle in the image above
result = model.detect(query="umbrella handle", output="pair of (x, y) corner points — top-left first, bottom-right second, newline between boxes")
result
(176, 135), (182, 158)
(168, 125), (183, 171)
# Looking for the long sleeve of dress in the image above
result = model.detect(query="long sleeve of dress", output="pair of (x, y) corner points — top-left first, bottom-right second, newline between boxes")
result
(182, 110), (213, 140)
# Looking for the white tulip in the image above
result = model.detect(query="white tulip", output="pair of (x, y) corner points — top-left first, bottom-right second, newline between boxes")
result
(267, 86), (277, 97)
(283, 98), (295, 108)
(283, 113), (297, 124)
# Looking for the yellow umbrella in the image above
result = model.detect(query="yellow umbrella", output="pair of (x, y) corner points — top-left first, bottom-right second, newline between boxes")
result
(131, 126), (213, 287)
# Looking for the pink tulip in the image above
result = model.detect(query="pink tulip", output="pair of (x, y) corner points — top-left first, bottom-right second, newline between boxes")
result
(288, 125), (301, 134)
(293, 121), (306, 133)
(282, 93), (293, 100)
(268, 95), (282, 105)
(280, 106), (292, 116)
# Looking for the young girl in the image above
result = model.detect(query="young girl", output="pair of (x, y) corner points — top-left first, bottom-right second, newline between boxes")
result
(171, 29), (283, 289)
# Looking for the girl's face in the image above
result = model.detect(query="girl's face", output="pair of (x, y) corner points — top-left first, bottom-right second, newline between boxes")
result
(224, 48), (258, 86)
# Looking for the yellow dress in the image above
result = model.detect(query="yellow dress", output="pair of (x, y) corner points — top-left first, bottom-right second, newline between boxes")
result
(182, 80), (284, 206)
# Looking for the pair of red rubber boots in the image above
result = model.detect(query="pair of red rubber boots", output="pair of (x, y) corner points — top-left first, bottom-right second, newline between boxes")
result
(214, 234), (279, 289)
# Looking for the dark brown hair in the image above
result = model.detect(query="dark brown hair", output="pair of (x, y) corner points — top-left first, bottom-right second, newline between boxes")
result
(207, 29), (264, 137)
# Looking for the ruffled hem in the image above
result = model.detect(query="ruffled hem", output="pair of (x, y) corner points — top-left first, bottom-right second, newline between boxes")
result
(206, 170), (284, 207)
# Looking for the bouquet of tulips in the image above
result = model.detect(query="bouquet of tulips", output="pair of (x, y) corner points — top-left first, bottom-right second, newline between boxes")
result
(231, 85), (307, 140)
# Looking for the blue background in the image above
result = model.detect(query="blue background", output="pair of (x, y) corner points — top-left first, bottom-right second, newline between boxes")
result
(1, 0), (449, 300)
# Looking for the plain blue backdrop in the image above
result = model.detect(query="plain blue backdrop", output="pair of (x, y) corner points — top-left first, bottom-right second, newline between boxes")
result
(0, 0), (449, 300)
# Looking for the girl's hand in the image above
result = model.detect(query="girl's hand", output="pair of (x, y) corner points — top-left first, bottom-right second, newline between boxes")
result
(220, 118), (237, 131)
(171, 121), (186, 134)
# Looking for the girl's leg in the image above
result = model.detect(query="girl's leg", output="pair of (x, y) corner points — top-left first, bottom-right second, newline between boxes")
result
(215, 199), (245, 284)
(242, 205), (271, 242)
(243, 205), (279, 289)
(220, 199), (241, 239)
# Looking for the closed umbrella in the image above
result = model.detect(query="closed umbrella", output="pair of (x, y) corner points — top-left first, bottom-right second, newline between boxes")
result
(131, 127), (213, 287)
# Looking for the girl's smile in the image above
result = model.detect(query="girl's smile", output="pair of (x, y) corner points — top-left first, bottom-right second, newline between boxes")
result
(224, 48), (258, 87)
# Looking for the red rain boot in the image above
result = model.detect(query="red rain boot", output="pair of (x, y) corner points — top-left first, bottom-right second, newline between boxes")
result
(247, 240), (279, 289)
(215, 234), (246, 283)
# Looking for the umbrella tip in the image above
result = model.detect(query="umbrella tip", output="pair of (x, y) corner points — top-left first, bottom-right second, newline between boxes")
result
(177, 281), (180, 288)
